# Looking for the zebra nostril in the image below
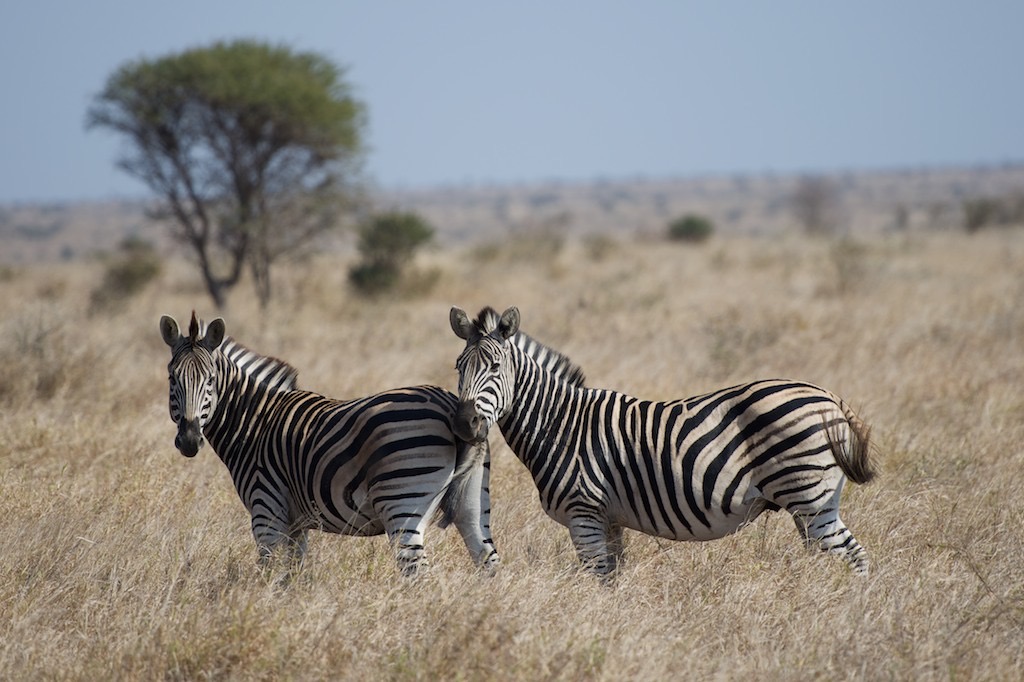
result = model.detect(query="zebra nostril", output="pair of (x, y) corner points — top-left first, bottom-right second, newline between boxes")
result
(174, 419), (204, 457)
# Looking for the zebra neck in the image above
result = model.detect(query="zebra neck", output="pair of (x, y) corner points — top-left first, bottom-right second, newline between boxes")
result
(499, 352), (583, 475)
(204, 357), (272, 470)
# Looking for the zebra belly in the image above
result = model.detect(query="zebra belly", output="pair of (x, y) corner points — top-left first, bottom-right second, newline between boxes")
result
(609, 497), (771, 542)
(317, 514), (386, 537)
(312, 457), (452, 537)
(308, 480), (387, 537)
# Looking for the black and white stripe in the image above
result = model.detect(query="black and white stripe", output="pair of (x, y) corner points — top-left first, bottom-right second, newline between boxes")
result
(450, 306), (875, 577)
(160, 312), (498, 576)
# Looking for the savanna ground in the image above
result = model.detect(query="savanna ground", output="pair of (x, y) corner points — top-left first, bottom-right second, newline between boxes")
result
(1, 225), (1023, 680)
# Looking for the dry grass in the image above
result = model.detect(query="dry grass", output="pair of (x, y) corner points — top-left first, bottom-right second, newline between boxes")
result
(2, 228), (1024, 680)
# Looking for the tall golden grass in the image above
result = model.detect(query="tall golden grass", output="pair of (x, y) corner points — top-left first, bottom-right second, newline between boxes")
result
(1, 228), (1023, 679)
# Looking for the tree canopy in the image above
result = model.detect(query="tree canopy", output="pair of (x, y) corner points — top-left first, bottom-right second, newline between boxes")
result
(87, 39), (367, 308)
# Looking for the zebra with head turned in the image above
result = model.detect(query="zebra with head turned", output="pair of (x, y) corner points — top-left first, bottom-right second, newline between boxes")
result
(160, 311), (499, 576)
(449, 305), (877, 577)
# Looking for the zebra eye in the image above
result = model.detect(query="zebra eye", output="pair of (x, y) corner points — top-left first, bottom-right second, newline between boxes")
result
(490, 361), (501, 373)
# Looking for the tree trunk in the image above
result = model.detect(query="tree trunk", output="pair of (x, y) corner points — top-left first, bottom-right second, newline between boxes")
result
(251, 253), (272, 310)
(194, 232), (246, 311)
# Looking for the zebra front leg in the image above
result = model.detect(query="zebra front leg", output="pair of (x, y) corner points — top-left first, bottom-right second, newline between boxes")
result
(287, 528), (308, 568)
(567, 514), (619, 579)
(607, 524), (625, 570)
(252, 515), (306, 577)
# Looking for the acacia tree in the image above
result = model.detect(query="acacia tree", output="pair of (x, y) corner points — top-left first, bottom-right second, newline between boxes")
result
(87, 40), (366, 308)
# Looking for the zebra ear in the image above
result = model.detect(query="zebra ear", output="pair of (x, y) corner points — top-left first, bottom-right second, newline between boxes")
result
(450, 307), (475, 340)
(202, 318), (226, 351)
(497, 307), (520, 340)
(159, 315), (180, 347)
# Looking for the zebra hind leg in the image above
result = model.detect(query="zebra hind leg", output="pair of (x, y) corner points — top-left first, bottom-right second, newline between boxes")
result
(789, 489), (870, 576)
(452, 507), (500, 572)
(446, 446), (500, 572)
(376, 483), (444, 577)
(391, 526), (429, 578)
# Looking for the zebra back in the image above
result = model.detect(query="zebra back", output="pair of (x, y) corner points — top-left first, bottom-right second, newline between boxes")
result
(219, 337), (299, 393)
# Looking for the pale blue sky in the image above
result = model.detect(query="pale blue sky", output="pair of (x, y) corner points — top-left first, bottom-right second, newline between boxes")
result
(1, 2), (1022, 203)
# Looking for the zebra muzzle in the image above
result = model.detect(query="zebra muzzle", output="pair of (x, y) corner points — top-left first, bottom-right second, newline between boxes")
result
(454, 400), (488, 444)
(175, 420), (204, 457)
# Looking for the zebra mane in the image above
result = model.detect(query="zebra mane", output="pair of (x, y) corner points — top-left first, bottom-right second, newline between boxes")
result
(219, 337), (300, 392)
(188, 312), (202, 343)
(472, 307), (586, 388)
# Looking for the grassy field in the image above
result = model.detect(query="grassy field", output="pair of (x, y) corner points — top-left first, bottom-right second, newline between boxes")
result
(1, 226), (1023, 680)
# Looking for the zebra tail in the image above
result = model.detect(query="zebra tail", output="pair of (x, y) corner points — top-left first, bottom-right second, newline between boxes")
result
(436, 438), (489, 528)
(827, 401), (877, 485)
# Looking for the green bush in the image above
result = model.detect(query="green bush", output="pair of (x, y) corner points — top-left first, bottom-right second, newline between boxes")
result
(349, 212), (434, 295)
(667, 214), (714, 243)
(348, 262), (401, 296)
(963, 198), (997, 233)
(961, 196), (1024, 233)
(89, 237), (162, 312)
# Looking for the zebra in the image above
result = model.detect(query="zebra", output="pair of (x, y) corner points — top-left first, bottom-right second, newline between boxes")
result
(159, 311), (498, 576)
(449, 305), (876, 577)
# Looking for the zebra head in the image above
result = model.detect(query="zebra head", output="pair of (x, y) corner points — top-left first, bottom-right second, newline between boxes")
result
(450, 306), (520, 444)
(159, 311), (226, 457)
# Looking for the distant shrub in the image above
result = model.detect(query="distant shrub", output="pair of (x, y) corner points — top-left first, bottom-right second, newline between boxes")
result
(348, 261), (401, 295)
(349, 211), (434, 296)
(962, 195), (1024, 233)
(791, 176), (841, 235)
(963, 197), (1001, 233)
(89, 237), (162, 312)
(667, 214), (714, 243)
